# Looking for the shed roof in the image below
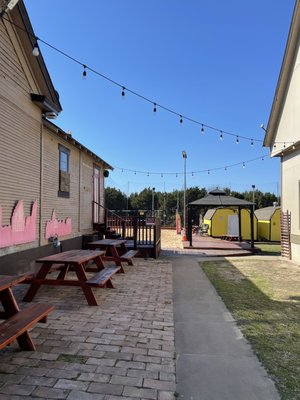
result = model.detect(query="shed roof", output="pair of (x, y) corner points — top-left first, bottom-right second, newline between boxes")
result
(254, 206), (280, 221)
(203, 209), (216, 220)
(189, 189), (253, 207)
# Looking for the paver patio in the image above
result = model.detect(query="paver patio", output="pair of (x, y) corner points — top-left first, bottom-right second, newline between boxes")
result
(0, 259), (175, 400)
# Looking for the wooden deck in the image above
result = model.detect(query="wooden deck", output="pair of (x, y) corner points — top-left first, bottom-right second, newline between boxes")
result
(182, 235), (256, 256)
(125, 240), (159, 258)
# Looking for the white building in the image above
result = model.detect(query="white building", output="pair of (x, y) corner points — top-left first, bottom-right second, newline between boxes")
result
(264, 0), (300, 262)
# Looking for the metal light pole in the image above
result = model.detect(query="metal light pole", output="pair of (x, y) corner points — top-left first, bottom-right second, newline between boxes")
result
(182, 151), (187, 236)
(252, 185), (255, 211)
(152, 187), (155, 217)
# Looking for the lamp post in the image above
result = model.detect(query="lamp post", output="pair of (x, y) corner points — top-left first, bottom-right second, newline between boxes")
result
(252, 185), (255, 211)
(152, 187), (155, 217)
(182, 151), (187, 237)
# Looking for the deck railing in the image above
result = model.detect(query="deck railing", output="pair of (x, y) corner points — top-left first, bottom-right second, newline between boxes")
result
(92, 201), (161, 256)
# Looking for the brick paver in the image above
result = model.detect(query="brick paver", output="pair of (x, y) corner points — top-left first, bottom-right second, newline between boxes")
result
(0, 258), (174, 400)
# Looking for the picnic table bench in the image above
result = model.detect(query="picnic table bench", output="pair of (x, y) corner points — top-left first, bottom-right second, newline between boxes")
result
(89, 239), (138, 271)
(23, 249), (120, 306)
(0, 274), (54, 351)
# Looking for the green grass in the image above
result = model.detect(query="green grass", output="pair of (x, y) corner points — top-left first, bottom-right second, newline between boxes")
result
(201, 260), (300, 400)
(254, 243), (281, 255)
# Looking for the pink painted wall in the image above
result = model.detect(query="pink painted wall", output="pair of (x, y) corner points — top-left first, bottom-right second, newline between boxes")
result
(0, 200), (37, 248)
(45, 211), (72, 239)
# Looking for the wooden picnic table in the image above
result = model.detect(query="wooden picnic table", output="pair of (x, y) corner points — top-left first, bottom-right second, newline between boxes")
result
(89, 239), (138, 272)
(0, 274), (54, 351)
(23, 249), (120, 306)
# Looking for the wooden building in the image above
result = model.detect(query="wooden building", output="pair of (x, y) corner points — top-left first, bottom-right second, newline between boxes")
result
(0, 1), (112, 274)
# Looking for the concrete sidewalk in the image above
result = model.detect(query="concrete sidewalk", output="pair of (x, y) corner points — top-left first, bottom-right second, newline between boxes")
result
(171, 254), (280, 400)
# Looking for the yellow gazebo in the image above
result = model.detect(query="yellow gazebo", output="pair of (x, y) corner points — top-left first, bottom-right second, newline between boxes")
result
(188, 189), (255, 248)
(203, 207), (257, 240)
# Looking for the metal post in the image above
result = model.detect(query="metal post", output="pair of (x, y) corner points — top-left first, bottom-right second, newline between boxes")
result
(163, 192), (166, 226)
(182, 151), (187, 235)
(152, 187), (155, 217)
(252, 184), (255, 212)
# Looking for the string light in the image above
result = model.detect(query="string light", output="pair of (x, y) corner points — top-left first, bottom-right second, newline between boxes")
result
(292, 143), (296, 150)
(153, 103), (157, 113)
(32, 42), (39, 57)
(251, 139), (254, 146)
(82, 65), (87, 79)
(220, 131), (223, 141)
(114, 154), (270, 177)
(1, 15), (296, 148)
(236, 136), (239, 144)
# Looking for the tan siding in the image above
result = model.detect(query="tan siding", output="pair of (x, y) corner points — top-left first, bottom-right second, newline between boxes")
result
(80, 153), (93, 232)
(0, 21), (32, 96)
(41, 128), (80, 244)
(0, 22), (41, 257)
(80, 155), (106, 232)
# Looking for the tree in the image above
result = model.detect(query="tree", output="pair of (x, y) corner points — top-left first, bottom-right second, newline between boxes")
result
(105, 187), (127, 210)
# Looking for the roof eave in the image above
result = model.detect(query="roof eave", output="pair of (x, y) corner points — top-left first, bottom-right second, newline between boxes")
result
(43, 119), (114, 170)
(264, 0), (300, 148)
(8, 1), (62, 113)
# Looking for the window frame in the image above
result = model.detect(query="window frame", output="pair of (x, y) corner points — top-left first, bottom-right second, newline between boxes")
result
(58, 144), (70, 198)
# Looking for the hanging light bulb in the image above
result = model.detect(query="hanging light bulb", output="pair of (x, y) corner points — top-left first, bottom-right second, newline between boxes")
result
(147, 172), (149, 177)
(121, 168), (123, 172)
(180, 115), (183, 124)
(176, 173), (178, 178)
(283, 143), (286, 148)
(208, 170), (210, 175)
(192, 172), (194, 177)
(82, 65), (87, 79)
(201, 124), (204, 133)
(220, 131), (223, 141)
(242, 162), (245, 169)
(262, 157), (264, 161)
(236, 136), (239, 144)
(273, 143), (277, 149)
(161, 173), (163, 178)
(292, 143), (296, 150)
(225, 166), (227, 171)
(134, 171), (136, 175)
(153, 103), (157, 113)
(121, 86), (126, 96)
(251, 139), (254, 146)
(32, 42), (39, 57)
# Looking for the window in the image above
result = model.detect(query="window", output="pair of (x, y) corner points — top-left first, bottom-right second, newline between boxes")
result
(58, 144), (70, 198)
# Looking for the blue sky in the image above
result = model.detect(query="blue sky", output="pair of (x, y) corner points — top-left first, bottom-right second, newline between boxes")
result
(24, 0), (295, 196)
